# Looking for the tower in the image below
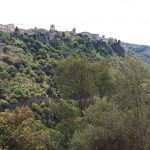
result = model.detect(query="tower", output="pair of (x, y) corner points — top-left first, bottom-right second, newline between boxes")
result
(50, 24), (55, 31)
(72, 27), (76, 34)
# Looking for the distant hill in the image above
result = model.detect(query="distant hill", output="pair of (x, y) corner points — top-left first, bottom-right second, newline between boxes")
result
(122, 42), (150, 62)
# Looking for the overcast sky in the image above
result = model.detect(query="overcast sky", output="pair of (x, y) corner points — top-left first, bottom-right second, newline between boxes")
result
(0, 0), (150, 45)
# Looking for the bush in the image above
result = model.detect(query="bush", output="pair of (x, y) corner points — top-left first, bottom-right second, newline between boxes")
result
(32, 103), (42, 113)
(0, 99), (9, 108)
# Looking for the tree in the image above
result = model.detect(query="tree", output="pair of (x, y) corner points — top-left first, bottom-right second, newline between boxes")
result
(90, 59), (113, 98)
(0, 107), (63, 150)
(56, 56), (97, 115)
(50, 100), (80, 148)
(70, 97), (131, 150)
(112, 55), (150, 150)
(13, 27), (21, 37)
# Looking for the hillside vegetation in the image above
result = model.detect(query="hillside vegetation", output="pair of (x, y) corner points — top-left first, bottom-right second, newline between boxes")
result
(1, 30), (150, 150)
(122, 42), (150, 62)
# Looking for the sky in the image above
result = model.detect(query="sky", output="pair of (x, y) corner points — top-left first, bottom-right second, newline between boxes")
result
(0, 0), (150, 45)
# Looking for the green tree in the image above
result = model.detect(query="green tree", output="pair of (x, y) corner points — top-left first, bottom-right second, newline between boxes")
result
(70, 97), (132, 150)
(50, 100), (80, 148)
(56, 56), (97, 115)
(0, 107), (63, 150)
(112, 55), (150, 150)
(90, 59), (113, 98)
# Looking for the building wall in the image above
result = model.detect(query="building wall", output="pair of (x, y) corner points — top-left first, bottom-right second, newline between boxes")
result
(7, 24), (15, 32)
(0, 24), (15, 32)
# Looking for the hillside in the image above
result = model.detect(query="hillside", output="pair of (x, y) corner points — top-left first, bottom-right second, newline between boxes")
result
(2, 27), (150, 150)
(0, 28), (125, 111)
(122, 42), (150, 62)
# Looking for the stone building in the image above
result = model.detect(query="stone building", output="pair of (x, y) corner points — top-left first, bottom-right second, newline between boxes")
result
(108, 37), (115, 43)
(19, 27), (47, 35)
(81, 32), (100, 41)
(71, 27), (76, 35)
(7, 24), (15, 32)
(0, 24), (15, 32)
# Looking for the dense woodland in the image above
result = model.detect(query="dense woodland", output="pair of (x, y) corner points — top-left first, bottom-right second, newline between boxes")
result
(1, 30), (150, 150)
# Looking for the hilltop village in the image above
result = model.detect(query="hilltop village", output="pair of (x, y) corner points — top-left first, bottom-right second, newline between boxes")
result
(0, 23), (115, 43)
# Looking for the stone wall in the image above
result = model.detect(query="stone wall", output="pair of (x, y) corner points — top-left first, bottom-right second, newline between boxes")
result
(81, 32), (100, 41)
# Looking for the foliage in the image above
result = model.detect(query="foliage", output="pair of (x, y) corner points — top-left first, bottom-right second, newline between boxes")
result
(0, 107), (63, 150)
(50, 100), (80, 147)
(111, 55), (150, 149)
(70, 98), (132, 150)
(1, 29), (150, 150)
(56, 57), (97, 113)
